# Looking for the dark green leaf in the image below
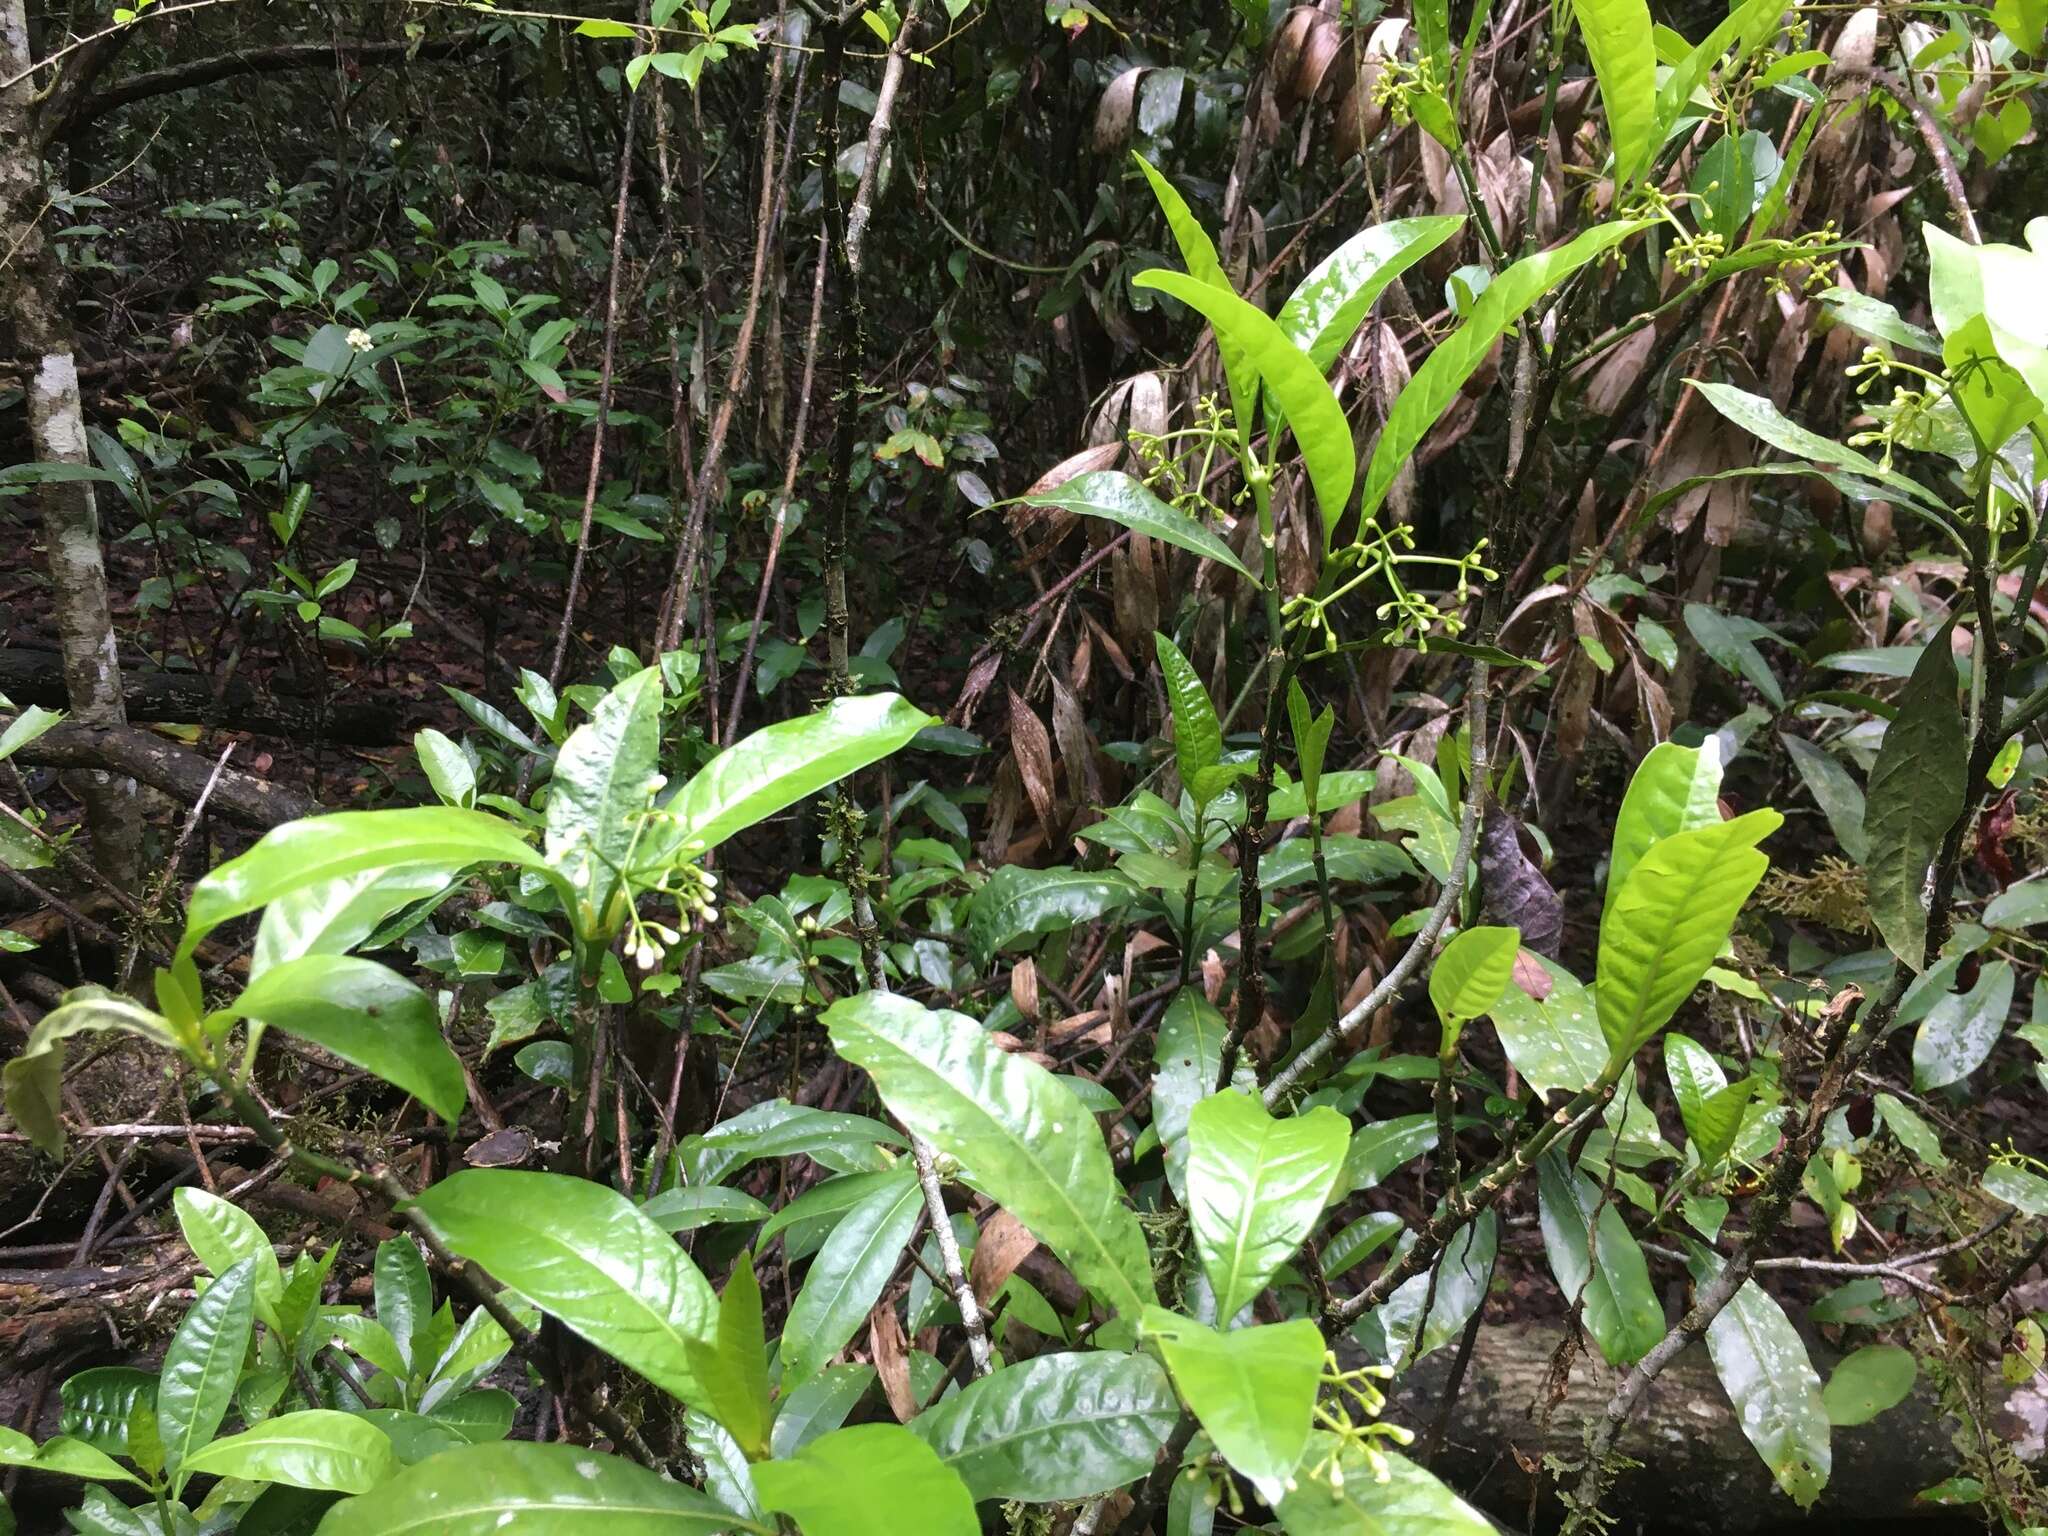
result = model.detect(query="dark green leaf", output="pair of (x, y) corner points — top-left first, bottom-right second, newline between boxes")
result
(1535, 1150), (1663, 1365)
(160, 1256), (259, 1485)
(1019, 472), (1253, 579)
(780, 1174), (922, 1384)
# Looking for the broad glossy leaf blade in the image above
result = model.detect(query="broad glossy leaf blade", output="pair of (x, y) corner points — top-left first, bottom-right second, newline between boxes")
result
(1427, 924), (1520, 1051)
(544, 667), (663, 933)
(1605, 741), (1724, 921)
(181, 1410), (395, 1494)
(1276, 1440), (1496, 1535)
(1912, 960), (2015, 1090)
(406, 1170), (715, 1404)
(753, 1423), (977, 1536)
(0, 1427), (144, 1487)
(1535, 1151), (1662, 1366)
(1155, 633), (1222, 797)
(824, 993), (1157, 1315)
(780, 1172), (922, 1384)
(1276, 216), (1465, 375)
(1491, 958), (1606, 1097)
(1695, 1257), (1831, 1508)
(1143, 1310), (1321, 1492)
(1019, 471), (1253, 578)
(160, 1255), (258, 1484)
(174, 1188), (284, 1324)
(1571, 0), (1658, 186)
(1865, 632), (1966, 970)
(1185, 1089), (1349, 1321)
(1152, 990), (1243, 1201)
(1132, 153), (1258, 438)
(965, 865), (1137, 966)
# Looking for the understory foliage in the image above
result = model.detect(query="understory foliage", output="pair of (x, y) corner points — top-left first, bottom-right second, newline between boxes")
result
(2, 0), (2047, 1533)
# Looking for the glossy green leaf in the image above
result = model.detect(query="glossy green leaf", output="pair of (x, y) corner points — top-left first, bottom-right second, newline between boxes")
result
(1155, 632), (1222, 799)
(909, 1351), (1178, 1503)
(406, 1170), (715, 1404)
(1983, 1160), (2048, 1216)
(60, 1368), (157, 1457)
(1185, 1089), (1349, 1321)
(1427, 925), (1520, 1053)
(1664, 1034), (1755, 1170)
(1571, 0), (1658, 186)
(649, 693), (934, 865)
(1653, 0), (1783, 145)
(373, 1238), (433, 1375)
(1913, 960), (2015, 1090)
(824, 993), (1156, 1315)
(424, 1388), (516, 1443)
(770, 1365), (876, 1460)
(0, 1428), (143, 1487)
(687, 1255), (773, 1457)
(1143, 1310), (1321, 1492)
(1873, 1092), (1948, 1169)
(1152, 990), (1243, 1201)
(182, 1411), (395, 1494)
(1276, 1440), (1496, 1536)
(356, 1410), (468, 1467)
(1780, 735), (1869, 864)
(0, 705), (64, 762)
(965, 864), (1136, 966)
(1985, 877), (2048, 931)
(1019, 471), (1253, 579)
(780, 1173), (922, 1384)
(2, 989), (178, 1156)
(639, 1185), (772, 1233)
(316, 1441), (749, 1534)
(1823, 1344), (1916, 1427)
(1276, 217), (1465, 376)
(1865, 631), (1966, 970)
(1372, 1210), (1497, 1368)
(545, 667), (663, 934)
(1694, 1252), (1830, 1508)
(1819, 287), (1939, 355)
(1535, 1151), (1662, 1366)
(160, 1255), (258, 1485)
(753, 1423), (977, 1536)
(1359, 220), (1647, 524)
(1491, 958), (1606, 1098)
(1594, 809), (1781, 1063)
(1342, 1113), (1438, 1192)
(221, 956), (466, 1125)
(680, 1101), (903, 1187)
(1687, 379), (1936, 508)
(181, 808), (546, 959)
(1683, 603), (1785, 710)
(251, 865), (458, 982)
(414, 728), (475, 808)
(1133, 269), (1355, 542)
(175, 1188), (284, 1326)
(1132, 153), (1257, 439)
(1606, 741), (1724, 921)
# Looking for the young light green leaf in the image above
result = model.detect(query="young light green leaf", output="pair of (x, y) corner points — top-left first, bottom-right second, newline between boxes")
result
(374, 1238), (433, 1375)
(1154, 633), (1222, 799)
(545, 668), (663, 935)
(1276, 1440), (1497, 1536)
(0, 1427), (144, 1487)
(1912, 960), (2015, 1091)
(1535, 1150), (1663, 1366)
(1142, 1310), (1322, 1492)
(181, 1411), (396, 1493)
(1359, 220), (1646, 526)
(1185, 1090), (1349, 1322)
(2, 989), (177, 1156)
(1131, 153), (1257, 438)
(1693, 1253), (1831, 1508)
(1427, 924), (1521, 1054)
(753, 1423), (977, 1536)
(779, 1174), (922, 1385)
(1018, 471), (1254, 579)
(1284, 682), (1333, 813)
(1571, 0), (1658, 186)
(406, 1170), (716, 1404)
(1594, 809), (1781, 1063)
(316, 1441), (747, 1534)
(160, 1255), (259, 1485)
(688, 1255), (773, 1458)
(1605, 741), (1725, 920)
(908, 1351), (1178, 1503)
(413, 728), (475, 808)
(823, 993), (1157, 1316)
(175, 1188), (284, 1328)
(1664, 1034), (1757, 1170)
(1152, 990), (1242, 1201)
(1865, 630), (1965, 971)
(1275, 216), (1465, 375)
(0, 704), (65, 763)
(1132, 269), (1355, 542)
(1822, 1344), (1916, 1427)
(770, 1365), (877, 1461)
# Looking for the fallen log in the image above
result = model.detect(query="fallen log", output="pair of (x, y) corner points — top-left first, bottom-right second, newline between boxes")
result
(1378, 1318), (2041, 1533)
(0, 648), (403, 746)
(11, 722), (317, 827)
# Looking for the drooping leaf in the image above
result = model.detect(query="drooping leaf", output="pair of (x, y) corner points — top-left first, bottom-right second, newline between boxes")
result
(1823, 1344), (1916, 1427)
(1865, 631), (1966, 970)
(406, 1170), (716, 1404)
(1687, 379), (1938, 509)
(1605, 741), (1725, 920)
(2, 989), (179, 1156)
(160, 1256), (259, 1485)
(1535, 1150), (1663, 1366)
(1693, 1251), (1831, 1508)
(1427, 925), (1521, 1054)
(181, 1411), (395, 1494)
(753, 1423), (977, 1536)
(544, 668), (663, 936)
(1683, 603), (1786, 710)
(1983, 1160), (2048, 1216)
(1594, 810), (1781, 1063)
(1873, 1092), (1948, 1169)
(1571, 0), (1658, 186)
(908, 1351), (1179, 1503)
(1275, 216), (1465, 375)
(824, 993), (1156, 1315)
(780, 1174), (923, 1385)
(1912, 960), (2015, 1091)
(1370, 1210), (1497, 1369)
(1143, 1310), (1322, 1492)
(1358, 220), (1648, 525)
(59, 1369), (157, 1458)
(1018, 471), (1253, 579)
(1275, 1440), (1496, 1536)
(0, 1427), (144, 1487)
(315, 1441), (744, 1534)
(1184, 1090), (1350, 1322)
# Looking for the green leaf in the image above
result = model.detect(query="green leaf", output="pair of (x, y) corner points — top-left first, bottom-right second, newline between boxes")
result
(639, 1185), (773, 1232)
(1983, 1160), (2048, 1216)
(316, 1441), (747, 1534)
(1873, 1092), (1947, 1169)
(1359, 220), (1647, 525)
(0, 1428), (144, 1487)
(182, 1411), (395, 1494)
(1276, 1440), (1496, 1536)
(182, 808), (546, 959)
(1372, 1210), (1496, 1368)
(780, 1173), (923, 1385)
(413, 729), (475, 809)
(1594, 809), (1781, 1063)
(1683, 603), (1785, 710)
(160, 1255), (258, 1485)
(1780, 735), (1869, 865)
(1535, 1150), (1663, 1366)
(574, 17), (636, 35)
(1131, 153), (1257, 440)
(1823, 1344), (1917, 1427)
(1686, 380), (1935, 507)
(1155, 633), (1222, 799)
(908, 1351), (1178, 1503)
(1185, 1089), (1350, 1321)
(252, 865), (457, 981)
(1427, 924), (1521, 1053)
(1664, 1034), (1756, 1170)
(0, 705), (65, 762)
(1284, 683), (1333, 814)
(1132, 269), (1355, 544)
(1693, 1253), (1830, 1508)
(2, 989), (177, 1156)
(1912, 960), (2015, 1090)
(770, 1366), (876, 1460)
(374, 1238), (433, 1375)
(1152, 990), (1242, 1202)
(218, 956), (466, 1125)
(1653, 0), (1783, 147)
(1342, 1114), (1438, 1192)
(1275, 216), (1465, 376)
(1143, 1311), (1322, 1492)
(1491, 958), (1607, 1098)
(175, 1189), (284, 1328)
(753, 1423), (977, 1536)
(406, 1170), (715, 1404)
(689, 1255), (773, 1458)
(60, 1368), (157, 1457)
(1985, 877), (2048, 931)
(1865, 628), (1966, 972)
(1606, 741), (1725, 920)
(824, 993), (1157, 1316)
(965, 865), (1136, 964)
(1017, 471), (1253, 579)
(649, 693), (933, 865)
(544, 668), (663, 936)
(1571, 0), (1658, 186)
(1818, 287), (1940, 355)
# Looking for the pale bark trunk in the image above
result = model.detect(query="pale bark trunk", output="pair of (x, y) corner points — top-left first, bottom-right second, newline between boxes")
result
(1, 0), (142, 890)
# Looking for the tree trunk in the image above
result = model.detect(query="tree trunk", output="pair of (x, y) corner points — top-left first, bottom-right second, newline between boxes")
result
(1, 0), (142, 890)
